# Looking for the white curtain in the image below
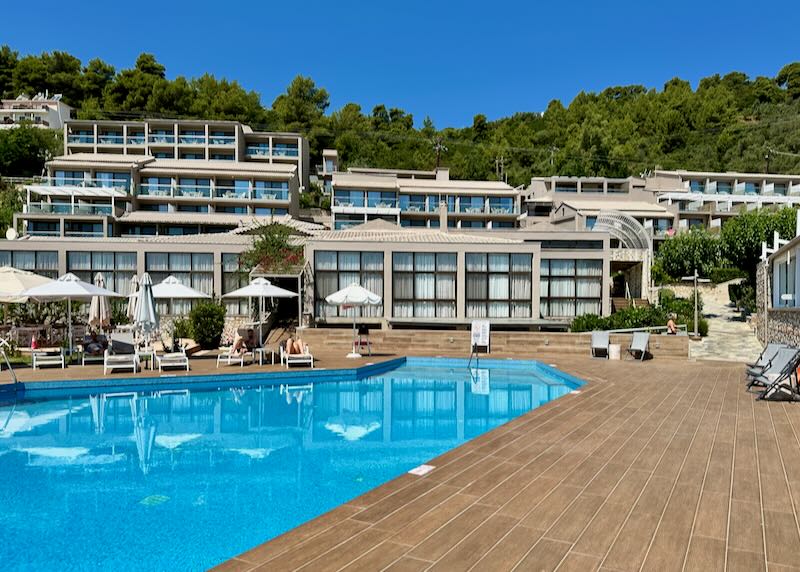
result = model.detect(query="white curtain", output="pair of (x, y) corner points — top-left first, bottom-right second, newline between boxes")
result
(415, 253), (435, 272)
(393, 302), (413, 318)
(437, 301), (456, 318)
(68, 251), (91, 271)
(393, 252), (413, 271)
(316, 251), (337, 271)
(467, 302), (487, 318)
(338, 252), (360, 271)
(488, 274), (509, 300)
(436, 274), (455, 300)
(415, 273), (435, 300)
(437, 253), (457, 272)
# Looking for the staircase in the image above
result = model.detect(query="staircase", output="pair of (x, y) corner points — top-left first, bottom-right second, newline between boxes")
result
(612, 298), (651, 312)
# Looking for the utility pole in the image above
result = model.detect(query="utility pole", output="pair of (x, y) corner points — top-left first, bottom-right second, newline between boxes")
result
(765, 150), (772, 173)
(432, 137), (447, 169)
(495, 156), (506, 183)
(549, 146), (558, 169)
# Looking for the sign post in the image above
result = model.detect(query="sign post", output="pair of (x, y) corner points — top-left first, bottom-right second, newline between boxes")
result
(470, 320), (490, 354)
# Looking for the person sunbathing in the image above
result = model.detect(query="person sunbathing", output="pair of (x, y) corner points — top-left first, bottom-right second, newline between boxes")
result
(285, 336), (306, 355)
(231, 332), (247, 355)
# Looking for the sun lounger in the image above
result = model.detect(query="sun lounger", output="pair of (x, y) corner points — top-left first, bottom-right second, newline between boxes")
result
(216, 346), (251, 367)
(591, 331), (609, 359)
(157, 349), (189, 372)
(756, 348), (800, 401)
(32, 348), (65, 369)
(746, 343), (785, 379)
(747, 347), (800, 390)
(626, 332), (650, 361)
(80, 334), (108, 365)
(104, 332), (138, 375)
(280, 341), (314, 368)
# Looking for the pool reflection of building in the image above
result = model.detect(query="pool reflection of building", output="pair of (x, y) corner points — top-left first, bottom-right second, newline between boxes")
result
(1, 372), (568, 475)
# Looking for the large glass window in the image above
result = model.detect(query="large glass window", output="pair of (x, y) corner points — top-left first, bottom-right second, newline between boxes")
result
(334, 189), (365, 207)
(53, 170), (85, 186)
(222, 253), (249, 315)
(367, 191), (397, 208)
(94, 172), (131, 190)
(466, 253), (531, 318)
(314, 251), (383, 318)
(146, 253), (214, 315)
(0, 250), (58, 278)
(393, 253), (456, 319)
(253, 181), (289, 201)
(539, 259), (603, 318)
(67, 252), (136, 295)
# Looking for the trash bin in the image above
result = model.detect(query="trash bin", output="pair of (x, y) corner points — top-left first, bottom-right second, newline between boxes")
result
(609, 344), (621, 360)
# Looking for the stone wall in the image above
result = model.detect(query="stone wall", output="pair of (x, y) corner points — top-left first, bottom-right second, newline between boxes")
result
(755, 261), (768, 344)
(761, 309), (800, 347)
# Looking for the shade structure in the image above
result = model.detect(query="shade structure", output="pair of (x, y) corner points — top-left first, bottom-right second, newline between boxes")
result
(21, 272), (122, 357)
(126, 275), (139, 321)
(134, 272), (159, 337)
(222, 277), (298, 343)
(152, 275), (211, 300)
(325, 283), (382, 358)
(0, 266), (53, 304)
(88, 272), (112, 331)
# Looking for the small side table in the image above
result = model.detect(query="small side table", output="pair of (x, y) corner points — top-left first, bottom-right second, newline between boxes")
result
(253, 347), (275, 366)
(138, 349), (156, 370)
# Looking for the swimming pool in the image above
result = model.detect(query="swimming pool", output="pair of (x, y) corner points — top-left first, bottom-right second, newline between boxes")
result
(0, 357), (583, 571)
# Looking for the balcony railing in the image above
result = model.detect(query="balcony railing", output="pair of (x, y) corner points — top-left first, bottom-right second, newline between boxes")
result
(459, 203), (486, 214)
(367, 198), (399, 208)
(175, 185), (212, 199)
(47, 177), (131, 192)
(97, 134), (124, 145)
(214, 187), (250, 200)
(67, 134), (94, 144)
(245, 146), (270, 157)
(209, 135), (235, 145)
(65, 231), (104, 237)
(148, 134), (176, 144)
(26, 202), (113, 216)
(29, 229), (61, 237)
(254, 189), (289, 201)
(179, 135), (206, 145)
(127, 135), (145, 145)
(333, 198), (366, 208)
(138, 183), (173, 197)
(272, 147), (299, 157)
(400, 202), (427, 213)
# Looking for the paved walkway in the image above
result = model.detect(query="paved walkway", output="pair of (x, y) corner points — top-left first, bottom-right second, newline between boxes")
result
(689, 281), (762, 363)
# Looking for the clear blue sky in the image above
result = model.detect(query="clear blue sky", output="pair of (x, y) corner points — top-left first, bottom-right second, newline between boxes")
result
(3, 0), (799, 127)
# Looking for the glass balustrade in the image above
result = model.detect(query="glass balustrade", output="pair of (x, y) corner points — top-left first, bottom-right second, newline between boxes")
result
(126, 134), (145, 144)
(214, 186), (249, 200)
(175, 185), (212, 199)
(209, 135), (235, 145)
(67, 134), (95, 144)
(179, 135), (206, 145)
(148, 134), (176, 144)
(138, 183), (174, 197)
(27, 202), (113, 216)
(246, 145), (270, 157)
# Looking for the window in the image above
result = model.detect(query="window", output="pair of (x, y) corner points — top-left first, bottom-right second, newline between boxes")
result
(488, 197), (514, 214)
(540, 240), (604, 250)
(65, 221), (103, 237)
(154, 152), (174, 159)
(253, 207), (288, 216)
(539, 259), (602, 318)
(333, 214), (364, 230)
(689, 180), (705, 193)
(585, 216), (597, 229)
(393, 253), (456, 319)
(176, 205), (207, 213)
(716, 181), (732, 194)
(334, 189), (365, 207)
(222, 253), (249, 315)
(744, 182), (760, 194)
(139, 204), (169, 212)
(273, 142), (298, 157)
(210, 153), (234, 161)
(776, 257), (796, 307)
(180, 153), (204, 160)
(314, 251), (383, 318)
(253, 180), (289, 200)
(53, 170), (85, 186)
(367, 191), (397, 208)
(177, 178), (210, 198)
(459, 196), (485, 213)
(95, 172), (131, 190)
(466, 253), (531, 318)
(217, 206), (247, 214)
(460, 220), (485, 228)
(774, 183), (788, 196)
(399, 194), (426, 212)
(493, 221), (514, 229)
(0, 250), (58, 278)
(324, 159), (335, 172)
(146, 252), (214, 314)
(67, 252), (137, 295)
(246, 142), (270, 156)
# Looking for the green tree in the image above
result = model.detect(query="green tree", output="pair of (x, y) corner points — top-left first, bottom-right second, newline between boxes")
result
(776, 62), (800, 100)
(0, 126), (61, 176)
(654, 229), (722, 279)
(720, 207), (798, 281)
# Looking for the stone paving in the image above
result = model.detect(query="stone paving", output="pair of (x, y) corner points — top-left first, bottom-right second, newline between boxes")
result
(688, 281), (763, 363)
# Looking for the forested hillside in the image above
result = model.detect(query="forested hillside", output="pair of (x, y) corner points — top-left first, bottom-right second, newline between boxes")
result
(2, 45), (800, 184)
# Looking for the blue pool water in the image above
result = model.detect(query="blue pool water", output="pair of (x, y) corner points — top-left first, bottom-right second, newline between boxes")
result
(0, 358), (582, 571)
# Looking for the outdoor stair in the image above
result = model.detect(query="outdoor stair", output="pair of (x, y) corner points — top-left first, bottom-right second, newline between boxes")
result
(612, 298), (651, 312)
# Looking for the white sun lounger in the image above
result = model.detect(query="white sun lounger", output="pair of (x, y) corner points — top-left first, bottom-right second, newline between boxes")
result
(32, 349), (65, 370)
(157, 349), (190, 372)
(104, 332), (138, 375)
(280, 342), (314, 368)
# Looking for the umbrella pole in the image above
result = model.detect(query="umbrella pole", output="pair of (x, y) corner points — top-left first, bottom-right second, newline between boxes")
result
(347, 306), (361, 359)
(67, 297), (72, 363)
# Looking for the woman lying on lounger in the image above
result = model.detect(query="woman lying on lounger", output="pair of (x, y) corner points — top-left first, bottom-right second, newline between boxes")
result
(284, 336), (306, 354)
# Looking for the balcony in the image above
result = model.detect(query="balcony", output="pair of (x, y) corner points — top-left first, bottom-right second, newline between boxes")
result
(47, 177), (131, 192)
(554, 186), (578, 193)
(175, 185), (212, 199)
(254, 189), (289, 201)
(246, 145), (270, 157)
(367, 197), (398, 208)
(400, 202), (427, 213)
(67, 134), (94, 144)
(272, 145), (299, 157)
(25, 202), (113, 216)
(214, 186), (249, 200)
(179, 134), (206, 145)
(138, 183), (173, 197)
(148, 134), (176, 145)
(97, 134), (124, 145)
(333, 198), (366, 208)
(209, 135), (235, 146)
(126, 134), (145, 145)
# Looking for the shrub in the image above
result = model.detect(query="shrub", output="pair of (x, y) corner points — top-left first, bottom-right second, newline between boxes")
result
(569, 314), (607, 333)
(188, 302), (226, 349)
(650, 261), (675, 286)
(709, 266), (747, 284)
(173, 318), (194, 339)
(729, 283), (756, 313)
(654, 228), (721, 279)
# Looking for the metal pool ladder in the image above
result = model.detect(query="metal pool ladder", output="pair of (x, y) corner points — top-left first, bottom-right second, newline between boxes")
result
(0, 348), (19, 389)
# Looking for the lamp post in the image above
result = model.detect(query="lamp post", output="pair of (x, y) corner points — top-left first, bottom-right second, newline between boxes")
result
(681, 268), (711, 338)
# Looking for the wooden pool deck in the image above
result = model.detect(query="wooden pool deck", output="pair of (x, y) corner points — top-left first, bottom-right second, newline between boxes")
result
(5, 351), (799, 572)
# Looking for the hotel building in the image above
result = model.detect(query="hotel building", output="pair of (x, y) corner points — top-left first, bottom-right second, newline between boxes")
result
(0, 93), (72, 130)
(330, 166), (524, 230)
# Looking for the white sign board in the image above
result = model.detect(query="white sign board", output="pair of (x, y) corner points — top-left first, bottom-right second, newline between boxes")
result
(470, 320), (490, 352)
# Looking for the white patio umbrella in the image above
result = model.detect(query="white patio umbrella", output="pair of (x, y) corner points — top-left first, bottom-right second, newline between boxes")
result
(325, 283), (381, 358)
(126, 275), (139, 322)
(88, 272), (112, 331)
(21, 272), (122, 358)
(0, 266), (53, 303)
(222, 277), (298, 343)
(152, 275), (211, 300)
(134, 272), (159, 339)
